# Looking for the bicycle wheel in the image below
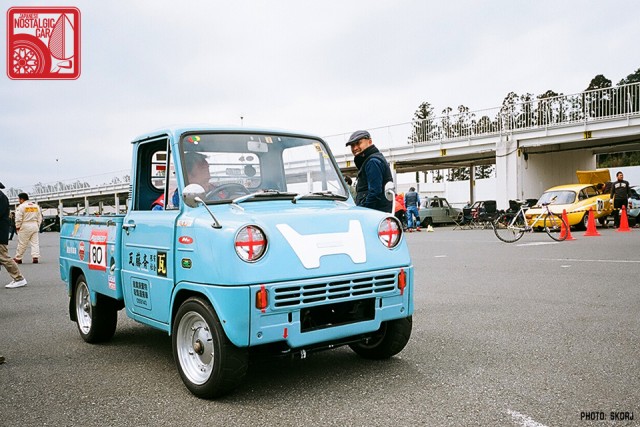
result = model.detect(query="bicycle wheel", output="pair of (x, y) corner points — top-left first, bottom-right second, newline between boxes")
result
(544, 213), (567, 241)
(493, 213), (526, 243)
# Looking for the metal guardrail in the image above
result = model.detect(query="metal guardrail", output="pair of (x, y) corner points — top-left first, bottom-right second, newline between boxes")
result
(325, 82), (640, 149)
(6, 171), (130, 204)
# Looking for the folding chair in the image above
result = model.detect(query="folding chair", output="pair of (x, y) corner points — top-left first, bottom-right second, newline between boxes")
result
(477, 201), (497, 229)
(453, 208), (474, 230)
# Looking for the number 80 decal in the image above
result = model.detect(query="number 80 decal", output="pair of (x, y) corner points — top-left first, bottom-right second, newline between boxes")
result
(89, 229), (108, 271)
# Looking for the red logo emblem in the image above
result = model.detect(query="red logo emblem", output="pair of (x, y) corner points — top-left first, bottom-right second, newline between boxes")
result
(7, 7), (81, 79)
(178, 236), (194, 245)
(78, 241), (85, 261)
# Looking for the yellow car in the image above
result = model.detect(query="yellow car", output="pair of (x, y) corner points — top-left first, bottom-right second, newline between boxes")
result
(526, 170), (613, 230)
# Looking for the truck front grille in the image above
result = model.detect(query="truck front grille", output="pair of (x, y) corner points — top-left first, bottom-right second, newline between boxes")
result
(272, 273), (397, 308)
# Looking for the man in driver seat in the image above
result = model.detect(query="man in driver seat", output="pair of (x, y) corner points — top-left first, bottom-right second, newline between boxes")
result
(153, 152), (217, 210)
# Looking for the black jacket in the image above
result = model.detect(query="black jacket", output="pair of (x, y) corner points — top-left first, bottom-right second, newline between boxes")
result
(610, 180), (630, 200)
(354, 145), (393, 212)
(0, 190), (10, 245)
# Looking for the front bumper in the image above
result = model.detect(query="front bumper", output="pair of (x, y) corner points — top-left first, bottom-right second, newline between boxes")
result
(248, 267), (413, 348)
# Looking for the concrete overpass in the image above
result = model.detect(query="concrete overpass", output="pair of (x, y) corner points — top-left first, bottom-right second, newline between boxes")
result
(328, 82), (640, 207)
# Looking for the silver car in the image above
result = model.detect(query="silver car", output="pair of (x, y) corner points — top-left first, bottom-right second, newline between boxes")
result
(418, 197), (462, 226)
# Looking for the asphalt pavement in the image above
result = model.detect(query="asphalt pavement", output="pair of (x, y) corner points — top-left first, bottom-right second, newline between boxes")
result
(1, 227), (638, 426)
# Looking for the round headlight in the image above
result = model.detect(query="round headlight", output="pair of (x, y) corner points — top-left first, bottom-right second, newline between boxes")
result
(234, 225), (267, 262)
(378, 217), (402, 248)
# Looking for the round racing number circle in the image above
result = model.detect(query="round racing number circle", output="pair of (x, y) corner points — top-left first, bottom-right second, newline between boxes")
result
(596, 199), (604, 214)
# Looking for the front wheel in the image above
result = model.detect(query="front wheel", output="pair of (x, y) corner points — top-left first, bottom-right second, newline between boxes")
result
(544, 214), (567, 241)
(349, 316), (412, 359)
(74, 274), (117, 343)
(172, 297), (248, 398)
(493, 213), (525, 243)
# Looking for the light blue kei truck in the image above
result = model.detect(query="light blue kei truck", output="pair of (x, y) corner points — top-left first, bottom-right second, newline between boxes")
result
(59, 126), (414, 398)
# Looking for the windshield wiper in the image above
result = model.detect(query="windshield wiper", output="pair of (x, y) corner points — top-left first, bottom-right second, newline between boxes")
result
(232, 189), (298, 205)
(292, 191), (348, 204)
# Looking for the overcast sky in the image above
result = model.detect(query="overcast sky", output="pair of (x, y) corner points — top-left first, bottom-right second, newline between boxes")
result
(2, 0), (639, 189)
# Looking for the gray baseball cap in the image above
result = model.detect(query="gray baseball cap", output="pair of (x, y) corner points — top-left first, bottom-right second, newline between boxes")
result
(345, 130), (371, 146)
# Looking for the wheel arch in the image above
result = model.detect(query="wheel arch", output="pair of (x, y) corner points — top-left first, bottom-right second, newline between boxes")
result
(170, 284), (251, 347)
(67, 266), (85, 322)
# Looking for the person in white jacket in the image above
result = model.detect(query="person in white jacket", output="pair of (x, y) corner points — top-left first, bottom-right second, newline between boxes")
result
(13, 193), (43, 264)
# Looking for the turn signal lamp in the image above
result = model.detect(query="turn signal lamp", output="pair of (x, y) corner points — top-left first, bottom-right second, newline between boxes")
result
(256, 285), (268, 312)
(398, 269), (406, 295)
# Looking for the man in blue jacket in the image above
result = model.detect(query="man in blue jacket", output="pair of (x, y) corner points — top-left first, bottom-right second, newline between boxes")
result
(404, 187), (421, 232)
(346, 130), (393, 213)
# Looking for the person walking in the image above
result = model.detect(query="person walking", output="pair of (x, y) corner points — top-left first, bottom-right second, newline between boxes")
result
(610, 171), (630, 228)
(8, 211), (16, 240)
(394, 193), (407, 231)
(0, 182), (27, 288)
(13, 192), (43, 264)
(345, 130), (393, 213)
(404, 187), (422, 232)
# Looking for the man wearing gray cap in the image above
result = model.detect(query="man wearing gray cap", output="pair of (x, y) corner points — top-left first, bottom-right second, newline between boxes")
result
(345, 130), (393, 212)
(0, 182), (28, 289)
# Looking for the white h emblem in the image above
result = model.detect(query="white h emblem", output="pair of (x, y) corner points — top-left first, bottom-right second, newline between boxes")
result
(277, 220), (367, 269)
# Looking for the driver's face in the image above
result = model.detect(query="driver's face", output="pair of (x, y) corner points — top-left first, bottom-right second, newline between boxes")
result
(188, 159), (210, 187)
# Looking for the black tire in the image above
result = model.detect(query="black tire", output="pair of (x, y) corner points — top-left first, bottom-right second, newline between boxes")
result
(349, 316), (412, 359)
(172, 297), (248, 398)
(74, 274), (117, 343)
(544, 213), (567, 241)
(577, 212), (589, 231)
(421, 217), (433, 227)
(493, 213), (525, 243)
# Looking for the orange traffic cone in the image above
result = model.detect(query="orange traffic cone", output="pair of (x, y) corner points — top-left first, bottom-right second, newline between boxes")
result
(583, 207), (600, 237)
(617, 205), (631, 232)
(560, 209), (575, 240)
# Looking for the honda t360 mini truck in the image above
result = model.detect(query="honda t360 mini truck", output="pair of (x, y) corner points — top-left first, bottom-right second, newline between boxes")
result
(59, 126), (414, 398)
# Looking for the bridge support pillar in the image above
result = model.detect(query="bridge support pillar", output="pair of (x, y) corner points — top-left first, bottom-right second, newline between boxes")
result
(469, 165), (476, 203)
(495, 135), (519, 210)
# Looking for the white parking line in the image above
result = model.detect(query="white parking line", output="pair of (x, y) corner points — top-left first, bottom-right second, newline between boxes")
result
(434, 255), (447, 258)
(516, 242), (558, 247)
(507, 409), (549, 427)
(537, 258), (640, 263)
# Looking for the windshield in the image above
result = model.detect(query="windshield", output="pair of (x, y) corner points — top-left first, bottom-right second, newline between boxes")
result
(537, 190), (576, 205)
(179, 133), (347, 203)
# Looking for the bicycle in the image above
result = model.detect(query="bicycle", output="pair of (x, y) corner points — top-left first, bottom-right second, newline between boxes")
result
(492, 198), (568, 243)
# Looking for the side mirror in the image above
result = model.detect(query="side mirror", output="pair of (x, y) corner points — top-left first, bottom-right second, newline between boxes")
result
(384, 182), (396, 202)
(182, 184), (206, 208)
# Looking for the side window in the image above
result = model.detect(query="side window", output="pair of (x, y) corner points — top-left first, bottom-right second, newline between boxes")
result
(133, 138), (174, 211)
(583, 186), (598, 198)
(151, 149), (178, 210)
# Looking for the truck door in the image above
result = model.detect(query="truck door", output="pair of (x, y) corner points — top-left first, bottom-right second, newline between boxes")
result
(121, 137), (179, 328)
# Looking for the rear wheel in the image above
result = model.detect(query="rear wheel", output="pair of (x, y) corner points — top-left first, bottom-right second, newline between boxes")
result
(544, 214), (567, 241)
(172, 297), (248, 398)
(349, 316), (412, 359)
(493, 213), (525, 243)
(421, 217), (433, 227)
(74, 274), (117, 343)
(577, 212), (589, 231)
